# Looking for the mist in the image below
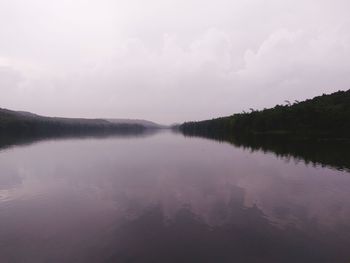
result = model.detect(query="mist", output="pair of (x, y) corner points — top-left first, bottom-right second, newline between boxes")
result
(1, 0), (350, 123)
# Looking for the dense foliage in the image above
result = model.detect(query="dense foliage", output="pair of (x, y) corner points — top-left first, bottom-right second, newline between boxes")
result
(180, 89), (350, 138)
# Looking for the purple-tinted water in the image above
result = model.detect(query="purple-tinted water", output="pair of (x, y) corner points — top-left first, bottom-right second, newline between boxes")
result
(0, 130), (349, 262)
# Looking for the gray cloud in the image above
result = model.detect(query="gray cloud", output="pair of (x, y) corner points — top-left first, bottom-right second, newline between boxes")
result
(0, 0), (349, 123)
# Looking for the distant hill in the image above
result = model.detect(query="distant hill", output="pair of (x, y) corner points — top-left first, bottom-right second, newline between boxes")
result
(0, 108), (158, 136)
(15, 111), (41, 118)
(106, 119), (166, 129)
(180, 89), (350, 138)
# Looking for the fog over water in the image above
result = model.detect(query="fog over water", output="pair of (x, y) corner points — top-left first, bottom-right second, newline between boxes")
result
(1, 0), (350, 123)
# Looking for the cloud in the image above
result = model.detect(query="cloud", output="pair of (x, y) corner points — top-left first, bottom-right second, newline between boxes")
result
(0, 66), (22, 89)
(235, 28), (350, 108)
(0, 62), (24, 108)
(0, 0), (350, 122)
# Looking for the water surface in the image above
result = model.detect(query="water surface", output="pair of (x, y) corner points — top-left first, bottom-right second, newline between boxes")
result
(0, 130), (349, 262)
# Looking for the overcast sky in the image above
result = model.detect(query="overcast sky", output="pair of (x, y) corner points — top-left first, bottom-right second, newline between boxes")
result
(1, 0), (349, 123)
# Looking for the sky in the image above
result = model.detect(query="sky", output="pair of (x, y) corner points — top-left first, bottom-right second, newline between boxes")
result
(0, 0), (350, 124)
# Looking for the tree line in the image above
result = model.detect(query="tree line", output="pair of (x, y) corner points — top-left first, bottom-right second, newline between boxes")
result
(180, 89), (350, 138)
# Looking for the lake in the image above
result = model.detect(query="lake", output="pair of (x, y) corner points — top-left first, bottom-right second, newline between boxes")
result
(0, 130), (349, 262)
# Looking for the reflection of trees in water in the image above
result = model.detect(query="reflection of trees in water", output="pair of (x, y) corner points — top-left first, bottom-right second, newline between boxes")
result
(99, 184), (349, 263)
(0, 128), (161, 152)
(180, 130), (350, 172)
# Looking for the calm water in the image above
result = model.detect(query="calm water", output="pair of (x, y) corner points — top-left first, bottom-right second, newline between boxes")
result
(0, 130), (350, 263)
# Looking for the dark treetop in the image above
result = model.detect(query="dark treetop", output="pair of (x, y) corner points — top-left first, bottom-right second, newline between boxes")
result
(180, 89), (350, 138)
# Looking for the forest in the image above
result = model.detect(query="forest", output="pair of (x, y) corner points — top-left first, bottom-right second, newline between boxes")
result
(180, 89), (350, 138)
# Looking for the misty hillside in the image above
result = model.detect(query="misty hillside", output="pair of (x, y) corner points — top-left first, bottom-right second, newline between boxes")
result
(0, 108), (111, 125)
(0, 108), (151, 136)
(180, 89), (350, 138)
(106, 119), (166, 128)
